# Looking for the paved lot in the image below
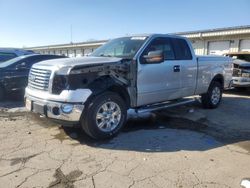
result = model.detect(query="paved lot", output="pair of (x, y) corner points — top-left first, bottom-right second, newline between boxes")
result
(0, 89), (250, 188)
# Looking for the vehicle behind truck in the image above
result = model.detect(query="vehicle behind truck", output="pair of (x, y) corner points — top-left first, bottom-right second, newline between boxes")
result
(0, 48), (35, 63)
(225, 52), (250, 89)
(0, 54), (67, 101)
(25, 34), (232, 139)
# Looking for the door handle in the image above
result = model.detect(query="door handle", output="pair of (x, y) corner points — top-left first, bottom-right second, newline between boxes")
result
(173, 65), (180, 72)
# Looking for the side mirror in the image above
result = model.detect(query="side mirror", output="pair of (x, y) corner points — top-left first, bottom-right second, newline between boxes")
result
(16, 62), (27, 70)
(143, 50), (164, 64)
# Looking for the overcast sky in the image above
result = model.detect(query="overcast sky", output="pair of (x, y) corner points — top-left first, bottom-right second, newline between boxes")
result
(0, 0), (250, 48)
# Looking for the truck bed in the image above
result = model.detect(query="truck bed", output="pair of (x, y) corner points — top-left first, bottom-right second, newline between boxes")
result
(195, 55), (232, 94)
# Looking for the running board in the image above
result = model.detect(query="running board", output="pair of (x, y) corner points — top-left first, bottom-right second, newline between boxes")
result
(136, 98), (197, 113)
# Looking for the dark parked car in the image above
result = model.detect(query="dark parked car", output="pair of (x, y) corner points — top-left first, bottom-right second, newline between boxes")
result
(0, 54), (66, 100)
(0, 48), (35, 63)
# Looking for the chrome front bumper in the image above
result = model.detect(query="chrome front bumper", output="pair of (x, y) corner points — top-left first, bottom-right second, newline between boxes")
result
(25, 95), (84, 122)
(24, 87), (93, 123)
(232, 77), (250, 87)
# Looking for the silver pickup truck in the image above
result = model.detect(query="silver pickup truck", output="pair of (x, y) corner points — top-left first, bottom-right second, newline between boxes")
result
(25, 34), (232, 139)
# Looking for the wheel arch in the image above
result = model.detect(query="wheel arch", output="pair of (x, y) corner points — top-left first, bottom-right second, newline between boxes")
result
(211, 74), (224, 88)
(107, 85), (130, 108)
(88, 76), (131, 108)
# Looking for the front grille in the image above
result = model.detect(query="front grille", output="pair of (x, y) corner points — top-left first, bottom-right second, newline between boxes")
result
(28, 67), (51, 91)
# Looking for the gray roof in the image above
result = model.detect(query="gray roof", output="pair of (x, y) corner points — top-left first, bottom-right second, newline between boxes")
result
(174, 25), (250, 35)
(26, 25), (250, 50)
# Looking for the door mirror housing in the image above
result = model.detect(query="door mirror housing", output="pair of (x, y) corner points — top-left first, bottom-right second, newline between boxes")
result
(16, 62), (27, 70)
(143, 50), (164, 64)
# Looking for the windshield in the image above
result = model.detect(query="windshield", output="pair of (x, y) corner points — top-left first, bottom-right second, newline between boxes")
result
(0, 56), (25, 68)
(91, 36), (148, 59)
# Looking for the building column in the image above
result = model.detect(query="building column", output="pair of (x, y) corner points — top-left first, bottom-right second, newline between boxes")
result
(229, 39), (240, 52)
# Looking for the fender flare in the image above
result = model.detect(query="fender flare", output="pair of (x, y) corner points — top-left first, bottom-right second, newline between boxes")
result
(87, 76), (131, 108)
(210, 74), (224, 88)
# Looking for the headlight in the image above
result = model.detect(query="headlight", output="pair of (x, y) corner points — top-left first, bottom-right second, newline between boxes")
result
(52, 75), (68, 94)
(61, 104), (73, 114)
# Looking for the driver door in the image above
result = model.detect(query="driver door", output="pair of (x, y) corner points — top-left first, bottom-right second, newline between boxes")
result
(5, 58), (31, 92)
(137, 37), (182, 106)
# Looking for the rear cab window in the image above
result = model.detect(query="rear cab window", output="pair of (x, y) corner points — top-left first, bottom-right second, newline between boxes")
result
(171, 38), (193, 60)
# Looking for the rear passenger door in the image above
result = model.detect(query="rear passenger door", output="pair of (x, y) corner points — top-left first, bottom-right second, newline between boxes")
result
(171, 38), (197, 97)
(9, 58), (33, 90)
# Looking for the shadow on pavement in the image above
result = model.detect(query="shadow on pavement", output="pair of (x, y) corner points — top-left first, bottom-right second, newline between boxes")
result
(54, 110), (224, 153)
(19, 88), (250, 153)
(224, 88), (250, 96)
(58, 89), (250, 152)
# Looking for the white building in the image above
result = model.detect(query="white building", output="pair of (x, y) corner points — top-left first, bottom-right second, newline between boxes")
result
(27, 25), (250, 56)
(28, 40), (107, 57)
(177, 25), (250, 55)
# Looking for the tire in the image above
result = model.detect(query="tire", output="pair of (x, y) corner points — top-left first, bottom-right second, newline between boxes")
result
(0, 85), (4, 101)
(81, 92), (127, 139)
(201, 81), (222, 109)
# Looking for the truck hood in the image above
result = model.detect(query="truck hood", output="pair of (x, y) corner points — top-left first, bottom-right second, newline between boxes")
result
(33, 56), (123, 69)
(233, 59), (250, 68)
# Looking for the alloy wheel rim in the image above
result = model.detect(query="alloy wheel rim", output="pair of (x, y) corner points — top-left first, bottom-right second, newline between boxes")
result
(96, 101), (121, 132)
(211, 87), (221, 105)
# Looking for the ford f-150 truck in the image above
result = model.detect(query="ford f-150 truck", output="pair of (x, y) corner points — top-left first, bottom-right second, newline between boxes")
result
(25, 34), (232, 139)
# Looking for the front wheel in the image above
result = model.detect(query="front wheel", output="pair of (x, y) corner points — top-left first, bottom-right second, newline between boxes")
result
(81, 92), (127, 139)
(201, 81), (223, 109)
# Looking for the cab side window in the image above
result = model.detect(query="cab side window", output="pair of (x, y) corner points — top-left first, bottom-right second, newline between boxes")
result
(141, 37), (175, 61)
(171, 38), (192, 60)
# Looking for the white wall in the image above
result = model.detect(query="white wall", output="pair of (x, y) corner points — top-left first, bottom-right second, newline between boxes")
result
(192, 40), (204, 55)
(208, 41), (230, 55)
(35, 35), (250, 56)
(240, 39), (250, 51)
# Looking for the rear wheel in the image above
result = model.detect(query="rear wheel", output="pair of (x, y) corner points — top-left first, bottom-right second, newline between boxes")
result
(201, 81), (222, 109)
(81, 92), (127, 139)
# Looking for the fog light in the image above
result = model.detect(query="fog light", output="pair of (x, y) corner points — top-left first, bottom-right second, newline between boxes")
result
(52, 107), (60, 116)
(61, 104), (73, 114)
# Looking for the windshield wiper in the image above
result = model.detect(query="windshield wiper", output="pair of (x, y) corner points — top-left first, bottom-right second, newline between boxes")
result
(120, 58), (132, 61)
